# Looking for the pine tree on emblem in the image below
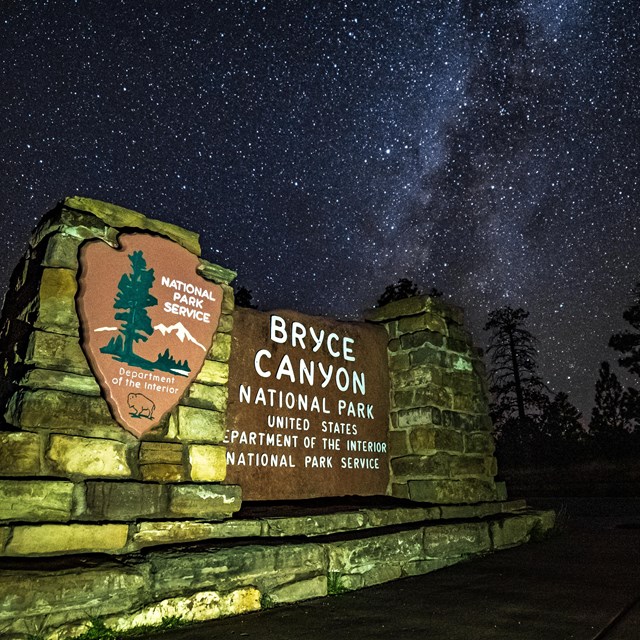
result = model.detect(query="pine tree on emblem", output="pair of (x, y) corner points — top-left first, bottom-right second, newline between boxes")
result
(112, 251), (157, 361)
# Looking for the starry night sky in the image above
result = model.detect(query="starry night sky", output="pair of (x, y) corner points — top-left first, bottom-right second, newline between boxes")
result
(1, 0), (638, 417)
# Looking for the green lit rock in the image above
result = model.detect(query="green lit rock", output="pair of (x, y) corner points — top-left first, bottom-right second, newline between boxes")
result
(423, 521), (491, 558)
(188, 444), (226, 482)
(20, 367), (100, 396)
(408, 478), (497, 504)
(397, 312), (448, 335)
(24, 330), (91, 375)
(169, 483), (241, 519)
(269, 575), (327, 604)
(0, 479), (74, 522)
(391, 453), (452, 479)
(465, 432), (496, 454)
(132, 519), (263, 547)
(176, 405), (226, 442)
(47, 434), (132, 478)
(31, 267), (79, 335)
(64, 196), (201, 255)
(217, 312), (234, 334)
(7, 523), (130, 556)
(409, 427), (464, 453)
(197, 258), (237, 285)
(183, 382), (228, 411)
(11, 389), (124, 440)
(138, 441), (184, 465)
(0, 431), (42, 475)
(490, 514), (540, 549)
(264, 511), (367, 537)
(85, 481), (166, 520)
(208, 332), (232, 362)
(195, 359), (229, 385)
(42, 232), (83, 270)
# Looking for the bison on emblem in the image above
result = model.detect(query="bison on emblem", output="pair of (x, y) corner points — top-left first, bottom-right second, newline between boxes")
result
(127, 393), (155, 419)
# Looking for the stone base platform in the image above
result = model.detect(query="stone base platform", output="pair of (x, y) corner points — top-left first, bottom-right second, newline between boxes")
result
(0, 500), (554, 639)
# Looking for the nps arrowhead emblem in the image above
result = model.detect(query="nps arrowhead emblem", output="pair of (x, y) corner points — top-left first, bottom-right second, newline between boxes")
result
(76, 233), (222, 437)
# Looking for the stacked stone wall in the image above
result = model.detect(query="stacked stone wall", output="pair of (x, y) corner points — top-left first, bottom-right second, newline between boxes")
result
(366, 296), (500, 504)
(0, 197), (241, 554)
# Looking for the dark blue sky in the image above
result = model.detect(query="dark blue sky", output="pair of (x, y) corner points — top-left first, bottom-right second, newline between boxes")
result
(1, 0), (639, 416)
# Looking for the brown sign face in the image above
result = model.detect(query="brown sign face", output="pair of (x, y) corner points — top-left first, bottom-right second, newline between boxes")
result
(226, 308), (390, 500)
(77, 233), (222, 437)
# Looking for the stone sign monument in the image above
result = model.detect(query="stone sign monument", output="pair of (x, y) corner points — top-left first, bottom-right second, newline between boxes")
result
(226, 308), (390, 499)
(0, 197), (554, 640)
(77, 233), (222, 436)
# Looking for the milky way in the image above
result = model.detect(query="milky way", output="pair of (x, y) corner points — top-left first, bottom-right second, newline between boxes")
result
(1, 0), (638, 416)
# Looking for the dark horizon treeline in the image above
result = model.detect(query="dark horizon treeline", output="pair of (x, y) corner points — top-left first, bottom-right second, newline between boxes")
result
(485, 283), (640, 469)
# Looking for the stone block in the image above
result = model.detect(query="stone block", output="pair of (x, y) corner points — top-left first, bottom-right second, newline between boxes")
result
(0, 562), (150, 632)
(42, 231), (82, 269)
(189, 444), (227, 482)
(359, 563), (403, 587)
(388, 351), (410, 371)
(269, 575), (327, 604)
(197, 258), (237, 285)
(133, 519), (263, 547)
(465, 432), (496, 454)
(388, 429), (409, 457)
(25, 330), (91, 375)
(409, 427), (464, 453)
(394, 384), (452, 411)
(31, 203), (119, 249)
(169, 483), (241, 519)
(12, 389), (116, 433)
(441, 371), (480, 395)
(47, 434), (132, 478)
(141, 464), (185, 482)
(208, 332), (232, 362)
(195, 359), (229, 385)
(397, 313), (448, 336)
(395, 406), (434, 428)
(85, 481), (167, 520)
(392, 366), (442, 388)
(33, 267), (79, 334)
(0, 431), (42, 475)
(408, 478), (497, 504)
(391, 482), (409, 499)
(219, 283), (235, 314)
(6, 523), (129, 555)
(20, 367), (100, 396)
(449, 454), (488, 478)
(64, 196), (201, 255)
(139, 442), (184, 465)
(365, 295), (442, 322)
(264, 511), (366, 537)
(0, 479), (73, 521)
(490, 515), (538, 549)
(328, 529), (424, 574)
(423, 521), (491, 558)
(177, 405), (226, 442)
(409, 346), (446, 368)
(400, 329), (444, 350)
(391, 453), (451, 479)
(183, 383), (228, 411)
(112, 587), (260, 632)
(0, 527), (10, 552)
(217, 312), (234, 334)
(452, 393), (487, 413)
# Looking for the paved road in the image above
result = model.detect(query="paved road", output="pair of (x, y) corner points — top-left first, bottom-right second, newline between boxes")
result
(149, 499), (640, 640)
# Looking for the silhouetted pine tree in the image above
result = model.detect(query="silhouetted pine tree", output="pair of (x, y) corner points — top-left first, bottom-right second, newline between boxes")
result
(235, 285), (257, 309)
(484, 306), (548, 463)
(537, 392), (584, 464)
(590, 361), (632, 458)
(377, 278), (421, 306)
(609, 281), (640, 376)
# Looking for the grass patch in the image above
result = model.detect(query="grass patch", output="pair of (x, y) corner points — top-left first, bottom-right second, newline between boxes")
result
(327, 571), (349, 595)
(59, 615), (185, 640)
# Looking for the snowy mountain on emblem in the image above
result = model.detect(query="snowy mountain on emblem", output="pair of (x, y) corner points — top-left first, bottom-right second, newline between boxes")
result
(153, 322), (207, 352)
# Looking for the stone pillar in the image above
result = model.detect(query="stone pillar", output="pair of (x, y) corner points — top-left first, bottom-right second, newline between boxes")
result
(0, 197), (241, 542)
(366, 295), (500, 504)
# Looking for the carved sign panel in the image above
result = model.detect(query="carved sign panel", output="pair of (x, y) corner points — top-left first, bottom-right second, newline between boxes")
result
(226, 308), (390, 500)
(77, 233), (222, 437)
